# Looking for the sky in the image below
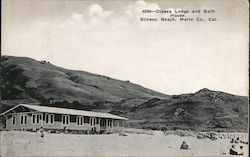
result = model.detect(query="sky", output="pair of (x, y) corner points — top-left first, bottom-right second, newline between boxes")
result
(2, 0), (249, 96)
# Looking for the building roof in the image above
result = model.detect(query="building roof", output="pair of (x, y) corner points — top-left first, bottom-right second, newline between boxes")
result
(1, 104), (128, 120)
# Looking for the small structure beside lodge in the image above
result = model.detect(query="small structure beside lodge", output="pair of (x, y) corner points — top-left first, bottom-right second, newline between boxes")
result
(0, 104), (128, 134)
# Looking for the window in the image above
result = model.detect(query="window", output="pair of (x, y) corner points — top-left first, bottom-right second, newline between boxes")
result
(20, 115), (28, 125)
(12, 116), (16, 125)
(84, 117), (90, 123)
(32, 114), (41, 124)
(114, 120), (117, 127)
(119, 121), (124, 127)
(45, 114), (49, 123)
(89, 117), (97, 126)
(76, 116), (84, 125)
(50, 114), (54, 124)
(96, 118), (99, 124)
(90, 118), (96, 126)
(108, 120), (111, 126)
(62, 115), (69, 125)
(45, 114), (54, 124)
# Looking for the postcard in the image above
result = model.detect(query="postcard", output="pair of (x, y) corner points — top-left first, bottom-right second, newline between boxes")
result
(1, 0), (249, 156)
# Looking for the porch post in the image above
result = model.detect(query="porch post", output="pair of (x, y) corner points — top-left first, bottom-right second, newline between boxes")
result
(111, 119), (114, 132)
(40, 112), (44, 128)
(122, 120), (125, 131)
(106, 119), (108, 129)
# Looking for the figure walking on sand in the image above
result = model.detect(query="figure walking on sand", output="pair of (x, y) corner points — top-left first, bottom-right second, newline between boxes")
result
(39, 127), (44, 138)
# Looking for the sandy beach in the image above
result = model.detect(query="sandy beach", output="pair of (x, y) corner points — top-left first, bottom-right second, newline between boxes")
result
(0, 131), (248, 157)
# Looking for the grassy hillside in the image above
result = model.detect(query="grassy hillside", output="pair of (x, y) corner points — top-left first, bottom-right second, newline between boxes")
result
(0, 56), (248, 132)
(122, 89), (248, 132)
(1, 56), (167, 106)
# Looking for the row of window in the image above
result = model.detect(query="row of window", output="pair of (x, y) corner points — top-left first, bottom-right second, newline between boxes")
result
(12, 114), (54, 125)
(59, 115), (101, 126)
(11, 114), (110, 126)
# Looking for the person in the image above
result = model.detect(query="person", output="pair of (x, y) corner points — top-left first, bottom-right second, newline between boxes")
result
(238, 146), (244, 155)
(119, 132), (128, 136)
(235, 137), (240, 143)
(229, 145), (238, 155)
(93, 127), (96, 134)
(180, 141), (189, 149)
(39, 127), (44, 138)
(63, 126), (67, 133)
(230, 138), (235, 143)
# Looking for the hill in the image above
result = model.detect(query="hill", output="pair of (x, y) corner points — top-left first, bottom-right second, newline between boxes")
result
(0, 56), (248, 132)
(1, 56), (168, 110)
(123, 88), (248, 131)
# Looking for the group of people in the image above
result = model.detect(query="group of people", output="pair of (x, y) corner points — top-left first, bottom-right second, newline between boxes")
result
(231, 137), (248, 145)
(230, 137), (240, 144)
(229, 145), (244, 155)
(179, 137), (247, 156)
(38, 126), (68, 138)
(229, 137), (246, 155)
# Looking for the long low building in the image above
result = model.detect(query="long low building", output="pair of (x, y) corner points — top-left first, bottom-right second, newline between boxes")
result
(0, 104), (128, 134)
